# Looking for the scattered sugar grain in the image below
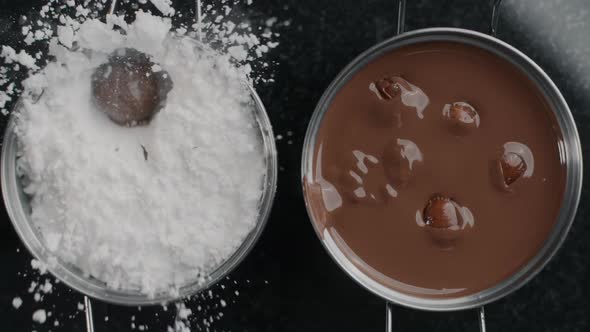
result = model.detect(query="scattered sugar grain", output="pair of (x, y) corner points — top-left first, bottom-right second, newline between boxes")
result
(149, 0), (176, 16)
(42, 280), (53, 293)
(177, 304), (192, 320)
(0, 46), (39, 70)
(31, 259), (48, 274)
(32, 309), (47, 324)
(12, 297), (23, 309)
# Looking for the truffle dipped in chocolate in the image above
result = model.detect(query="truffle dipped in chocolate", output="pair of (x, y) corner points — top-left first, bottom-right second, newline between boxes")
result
(91, 48), (173, 126)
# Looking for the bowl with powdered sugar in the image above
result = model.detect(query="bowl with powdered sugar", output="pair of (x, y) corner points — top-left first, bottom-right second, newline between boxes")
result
(1, 11), (277, 305)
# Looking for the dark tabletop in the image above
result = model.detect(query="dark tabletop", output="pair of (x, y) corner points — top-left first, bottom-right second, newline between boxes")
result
(0, 0), (589, 331)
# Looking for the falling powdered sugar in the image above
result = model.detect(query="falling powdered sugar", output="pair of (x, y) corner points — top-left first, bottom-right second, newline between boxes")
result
(149, 0), (176, 16)
(0, 0), (281, 115)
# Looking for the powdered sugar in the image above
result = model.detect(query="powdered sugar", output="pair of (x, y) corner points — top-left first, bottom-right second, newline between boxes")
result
(32, 309), (47, 324)
(30, 259), (48, 274)
(1, 46), (39, 70)
(56, 25), (74, 48)
(150, 0), (176, 17)
(0, 91), (11, 113)
(15, 12), (266, 296)
(12, 297), (23, 309)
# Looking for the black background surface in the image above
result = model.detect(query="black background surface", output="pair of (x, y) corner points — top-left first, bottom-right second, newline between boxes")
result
(0, 0), (589, 331)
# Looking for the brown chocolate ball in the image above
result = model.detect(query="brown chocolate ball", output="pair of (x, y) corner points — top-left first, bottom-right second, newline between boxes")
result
(91, 48), (173, 126)
(423, 195), (462, 229)
(490, 151), (529, 192)
(500, 152), (527, 186)
(373, 77), (400, 100)
(442, 102), (480, 134)
(371, 76), (412, 101)
(420, 194), (476, 249)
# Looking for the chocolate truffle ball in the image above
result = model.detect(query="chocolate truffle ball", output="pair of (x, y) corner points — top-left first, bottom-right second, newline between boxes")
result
(500, 152), (527, 186)
(371, 76), (412, 101)
(442, 101), (480, 134)
(91, 48), (173, 126)
(422, 194), (474, 231)
(423, 195), (461, 229)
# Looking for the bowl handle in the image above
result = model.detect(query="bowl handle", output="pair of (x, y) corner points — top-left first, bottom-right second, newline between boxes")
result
(395, 0), (503, 37)
(478, 306), (487, 332)
(84, 296), (95, 332)
(385, 302), (487, 332)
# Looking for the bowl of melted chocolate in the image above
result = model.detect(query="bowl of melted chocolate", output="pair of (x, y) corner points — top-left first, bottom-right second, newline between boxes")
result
(302, 28), (582, 311)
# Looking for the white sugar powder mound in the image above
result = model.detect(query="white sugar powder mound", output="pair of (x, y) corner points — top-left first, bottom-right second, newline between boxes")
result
(14, 12), (266, 297)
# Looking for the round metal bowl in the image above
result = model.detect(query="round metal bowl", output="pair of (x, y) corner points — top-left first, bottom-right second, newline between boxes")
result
(1, 82), (277, 305)
(301, 27), (582, 311)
